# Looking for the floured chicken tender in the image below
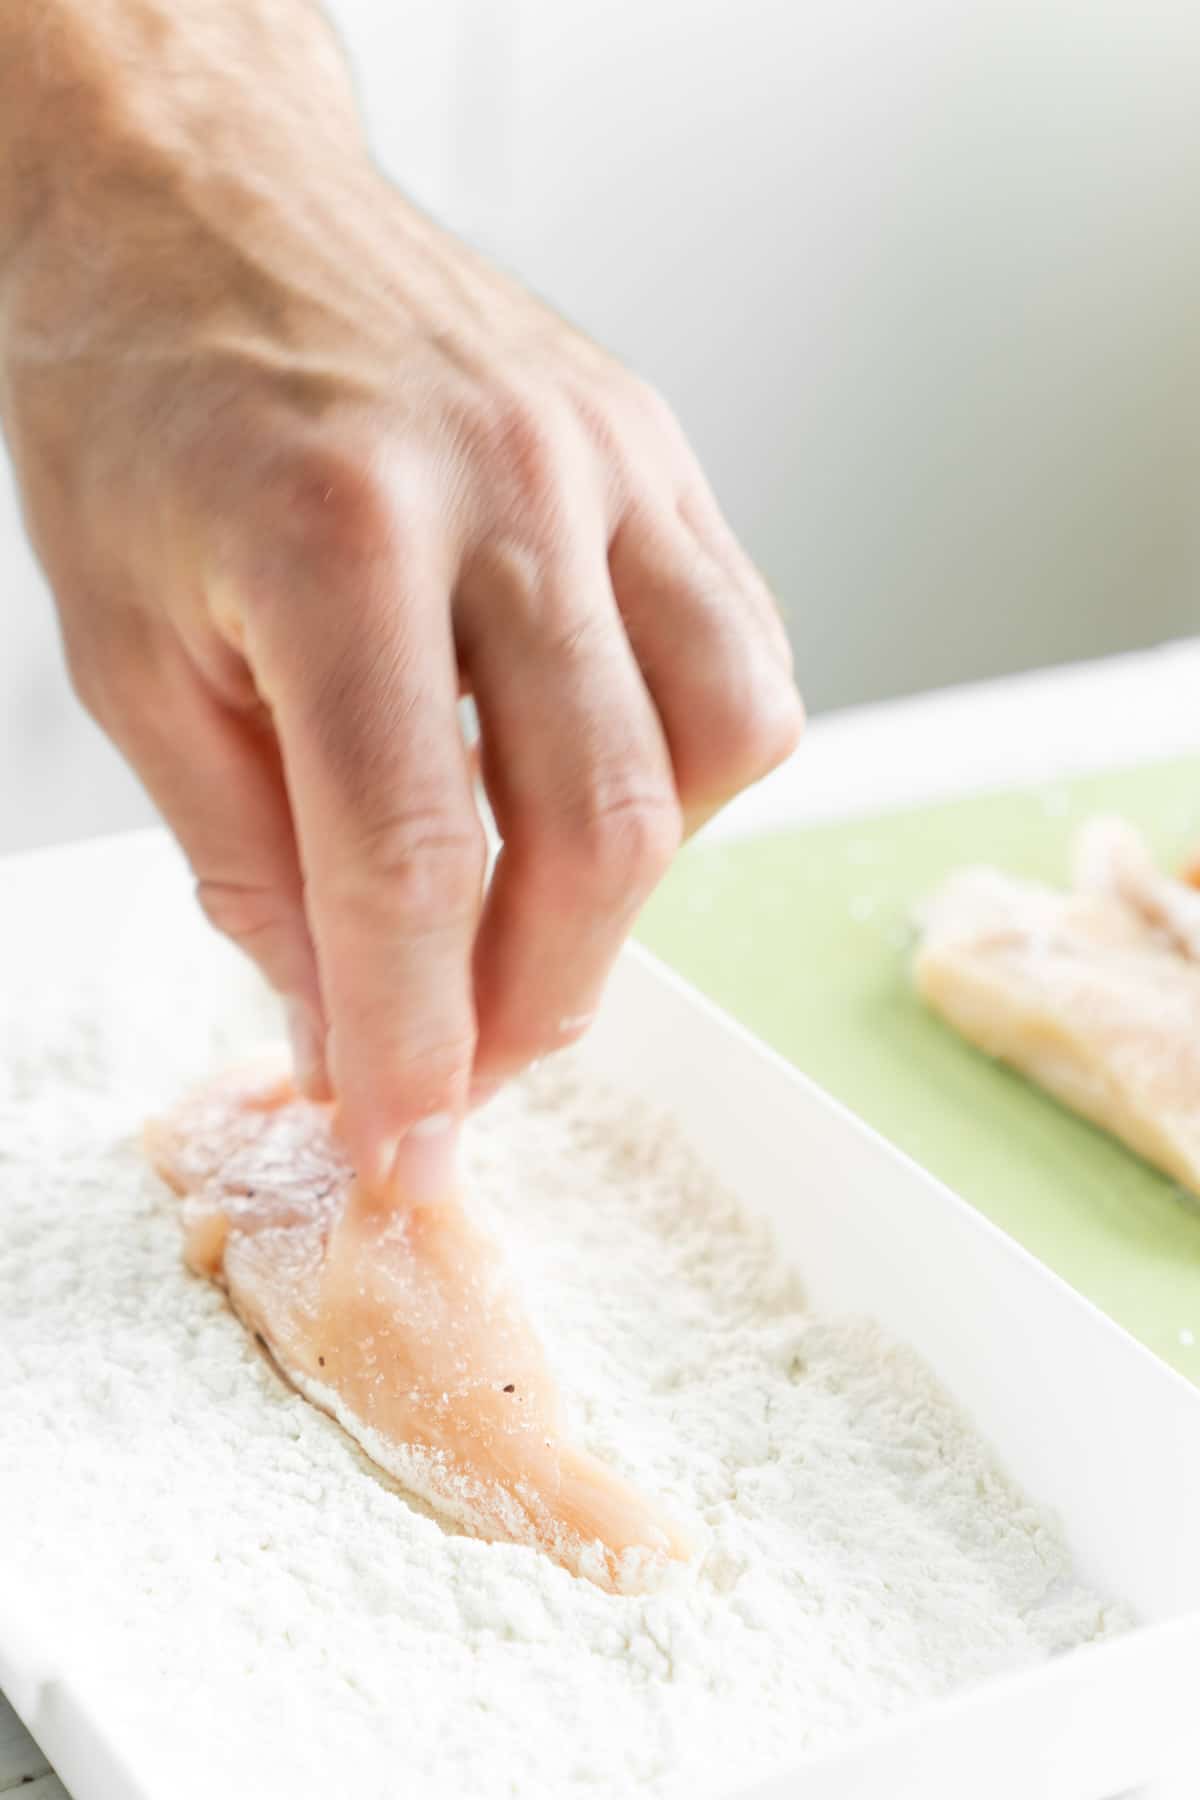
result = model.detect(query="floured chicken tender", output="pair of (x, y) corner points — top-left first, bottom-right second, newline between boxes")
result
(914, 817), (1200, 1196)
(146, 1064), (701, 1592)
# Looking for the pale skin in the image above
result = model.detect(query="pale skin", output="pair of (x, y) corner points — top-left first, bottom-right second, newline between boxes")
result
(0, 0), (804, 1201)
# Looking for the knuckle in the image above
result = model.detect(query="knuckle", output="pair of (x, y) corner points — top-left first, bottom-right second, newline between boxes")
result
(569, 788), (683, 905)
(645, 584), (806, 801)
(475, 387), (573, 518)
(539, 604), (609, 667)
(683, 670), (804, 800)
(196, 874), (314, 993)
(194, 878), (312, 992)
(723, 678), (805, 776)
(332, 810), (488, 931)
(195, 877), (285, 946)
(262, 443), (397, 573)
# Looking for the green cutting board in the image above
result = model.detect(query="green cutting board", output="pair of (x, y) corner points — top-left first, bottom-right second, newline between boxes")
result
(637, 756), (1200, 1382)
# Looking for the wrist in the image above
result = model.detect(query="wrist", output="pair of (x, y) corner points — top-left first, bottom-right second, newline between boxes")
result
(0, 0), (359, 299)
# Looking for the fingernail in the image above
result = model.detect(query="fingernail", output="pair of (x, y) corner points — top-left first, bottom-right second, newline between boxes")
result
(286, 1000), (329, 1100)
(556, 1012), (594, 1040)
(389, 1114), (460, 1205)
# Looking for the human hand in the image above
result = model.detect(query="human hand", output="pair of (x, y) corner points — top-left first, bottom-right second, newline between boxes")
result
(0, 0), (803, 1196)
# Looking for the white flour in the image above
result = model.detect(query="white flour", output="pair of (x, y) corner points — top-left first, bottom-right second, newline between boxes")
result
(0, 835), (1124, 1800)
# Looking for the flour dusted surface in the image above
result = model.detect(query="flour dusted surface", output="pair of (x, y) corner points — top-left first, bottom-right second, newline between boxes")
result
(0, 836), (1121, 1800)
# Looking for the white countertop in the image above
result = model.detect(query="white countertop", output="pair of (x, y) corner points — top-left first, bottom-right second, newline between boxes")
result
(3, 635), (1196, 1797)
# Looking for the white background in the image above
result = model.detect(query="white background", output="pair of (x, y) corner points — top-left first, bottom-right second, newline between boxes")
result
(3, 0), (1199, 853)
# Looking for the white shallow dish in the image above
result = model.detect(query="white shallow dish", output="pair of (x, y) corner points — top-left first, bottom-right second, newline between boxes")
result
(3, 909), (1200, 1798)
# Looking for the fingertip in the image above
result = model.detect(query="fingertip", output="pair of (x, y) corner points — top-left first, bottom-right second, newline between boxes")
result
(385, 1114), (462, 1206)
(336, 1075), (464, 1202)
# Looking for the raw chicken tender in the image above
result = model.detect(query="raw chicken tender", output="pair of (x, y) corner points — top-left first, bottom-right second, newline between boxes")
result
(914, 825), (1200, 1196)
(147, 1063), (700, 1591)
(1073, 815), (1200, 962)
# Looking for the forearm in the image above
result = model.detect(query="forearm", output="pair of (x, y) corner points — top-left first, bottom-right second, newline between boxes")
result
(0, 0), (361, 285)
